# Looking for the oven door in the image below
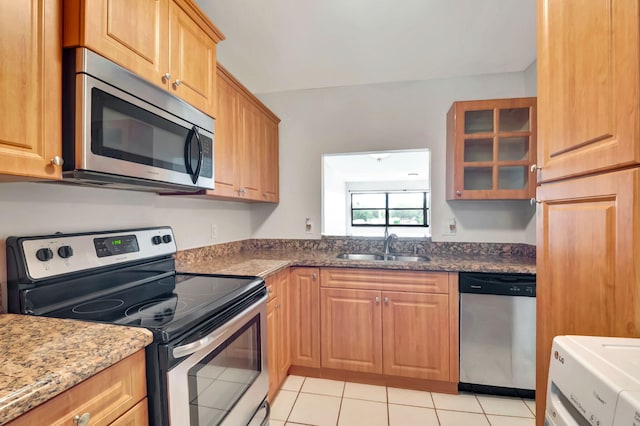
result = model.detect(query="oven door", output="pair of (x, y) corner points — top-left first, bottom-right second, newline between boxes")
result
(167, 295), (268, 426)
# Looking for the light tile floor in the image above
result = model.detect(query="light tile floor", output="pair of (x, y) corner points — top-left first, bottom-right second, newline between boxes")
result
(270, 376), (536, 426)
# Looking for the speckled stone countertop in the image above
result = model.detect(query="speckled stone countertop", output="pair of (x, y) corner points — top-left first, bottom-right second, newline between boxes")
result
(176, 248), (536, 277)
(0, 314), (153, 425)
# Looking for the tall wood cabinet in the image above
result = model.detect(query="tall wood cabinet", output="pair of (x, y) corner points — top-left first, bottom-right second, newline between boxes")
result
(63, 0), (223, 117)
(0, 0), (63, 181)
(208, 64), (280, 203)
(536, 0), (640, 422)
(536, 0), (640, 184)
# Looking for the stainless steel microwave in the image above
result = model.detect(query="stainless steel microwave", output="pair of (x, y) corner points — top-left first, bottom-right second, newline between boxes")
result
(62, 48), (214, 193)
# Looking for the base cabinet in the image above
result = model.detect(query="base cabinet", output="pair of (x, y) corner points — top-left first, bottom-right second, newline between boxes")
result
(7, 350), (147, 426)
(289, 267), (321, 368)
(319, 269), (456, 382)
(267, 268), (291, 400)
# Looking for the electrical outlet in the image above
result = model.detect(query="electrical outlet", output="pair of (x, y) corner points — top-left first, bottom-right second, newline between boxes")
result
(305, 218), (312, 234)
(210, 224), (218, 240)
(443, 217), (457, 235)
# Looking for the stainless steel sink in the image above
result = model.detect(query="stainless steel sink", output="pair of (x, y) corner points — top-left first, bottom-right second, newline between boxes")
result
(385, 255), (430, 262)
(336, 253), (430, 262)
(336, 253), (386, 260)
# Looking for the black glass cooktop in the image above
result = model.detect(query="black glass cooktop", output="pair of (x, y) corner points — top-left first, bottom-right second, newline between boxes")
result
(45, 273), (264, 342)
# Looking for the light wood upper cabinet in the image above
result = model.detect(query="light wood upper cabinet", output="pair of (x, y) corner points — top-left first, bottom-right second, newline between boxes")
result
(0, 0), (63, 181)
(289, 267), (321, 368)
(535, 168), (640, 420)
(64, 0), (223, 117)
(446, 97), (537, 200)
(168, 0), (217, 115)
(536, 0), (640, 183)
(261, 116), (280, 202)
(7, 350), (147, 426)
(212, 73), (240, 197)
(206, 64), (280, 202)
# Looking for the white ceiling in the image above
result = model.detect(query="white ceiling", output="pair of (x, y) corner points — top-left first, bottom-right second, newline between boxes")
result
(324, 150), (430, 182)
(196, 0), (537, 94)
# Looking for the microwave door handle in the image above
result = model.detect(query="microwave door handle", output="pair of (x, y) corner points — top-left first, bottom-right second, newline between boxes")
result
(192, 126), (202, 184)
(183, 126), (202, 185)
(184, 127), (195, 177)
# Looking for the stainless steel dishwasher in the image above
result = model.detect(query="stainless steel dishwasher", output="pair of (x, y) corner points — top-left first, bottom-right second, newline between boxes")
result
(459, 272), (536, 398)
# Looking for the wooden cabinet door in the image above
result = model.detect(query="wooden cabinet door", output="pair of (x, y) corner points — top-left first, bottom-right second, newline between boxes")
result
(0, 0), (62, 180)
(260, 117), (280, 202)
(446, 97), (537, 200)
(536, 168), (640, 420)
(277, 269), (291, 383)
(320, 288), (383, 373)
(382, 291), (449, 381)
(238, 98), (262, 198)
(537, 0), (640, 183)
(71, 0), (169, 88)
(266, 298), (279, 401)
(209, 69), (240, 198)
(168, 0), (216, 116)
(289, 268), (321, 367)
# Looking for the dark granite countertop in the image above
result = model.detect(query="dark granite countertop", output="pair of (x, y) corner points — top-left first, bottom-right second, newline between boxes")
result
(0, 314), (153, 425)
(176, 248), (536, 277)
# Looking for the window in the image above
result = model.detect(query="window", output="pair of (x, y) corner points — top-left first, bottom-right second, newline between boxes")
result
(351, 192), (429, 227)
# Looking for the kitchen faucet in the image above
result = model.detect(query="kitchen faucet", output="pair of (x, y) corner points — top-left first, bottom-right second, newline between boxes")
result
(383, 225), (398, 255)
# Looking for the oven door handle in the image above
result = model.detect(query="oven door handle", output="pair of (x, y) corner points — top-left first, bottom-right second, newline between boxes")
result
(173, 328), (229, 359)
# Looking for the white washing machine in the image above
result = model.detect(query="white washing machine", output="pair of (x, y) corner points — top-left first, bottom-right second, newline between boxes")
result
(545, 335), (640, 426)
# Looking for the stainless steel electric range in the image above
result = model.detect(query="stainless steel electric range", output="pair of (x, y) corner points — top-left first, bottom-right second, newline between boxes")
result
(6, 226), (269, 426)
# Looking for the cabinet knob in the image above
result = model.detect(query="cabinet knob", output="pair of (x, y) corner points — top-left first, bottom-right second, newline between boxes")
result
(238, 188), (246, 195)
(456, 190), (462, 197)
(162, 72), (172, 81)
(73, 413), (91, 426)
(530, 198), (541, 206)
(530, 164), (541, 173)
(173, 79), (182, 88)
(311, 273), (317, 280)
(384, 297), (389, 303)
(375, 296), (380, 303)
(50, 156), (64, 167)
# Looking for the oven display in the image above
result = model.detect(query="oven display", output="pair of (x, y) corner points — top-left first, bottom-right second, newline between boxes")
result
(94, 234), (139, 258)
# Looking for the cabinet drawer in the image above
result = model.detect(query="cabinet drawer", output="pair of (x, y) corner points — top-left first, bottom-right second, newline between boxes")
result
(110, 399), (149, 426)
(321, 268), (450, 294)
(7, 350), (147, 426)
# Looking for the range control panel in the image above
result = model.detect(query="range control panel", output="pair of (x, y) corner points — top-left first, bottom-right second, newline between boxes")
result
(17, 227), (176, 280)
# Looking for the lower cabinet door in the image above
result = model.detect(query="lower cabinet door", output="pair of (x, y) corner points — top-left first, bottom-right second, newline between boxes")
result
(290, 268), (320, 367)
(382, 291), (450, 381)
(267, 298), (279, 400)
(320, 288), (383, 373)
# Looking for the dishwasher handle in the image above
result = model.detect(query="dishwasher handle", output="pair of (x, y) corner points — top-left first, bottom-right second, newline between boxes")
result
(459, 273), (536, 297)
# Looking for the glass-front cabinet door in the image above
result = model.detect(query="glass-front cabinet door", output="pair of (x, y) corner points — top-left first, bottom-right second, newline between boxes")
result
(446, 97), (537, 200)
